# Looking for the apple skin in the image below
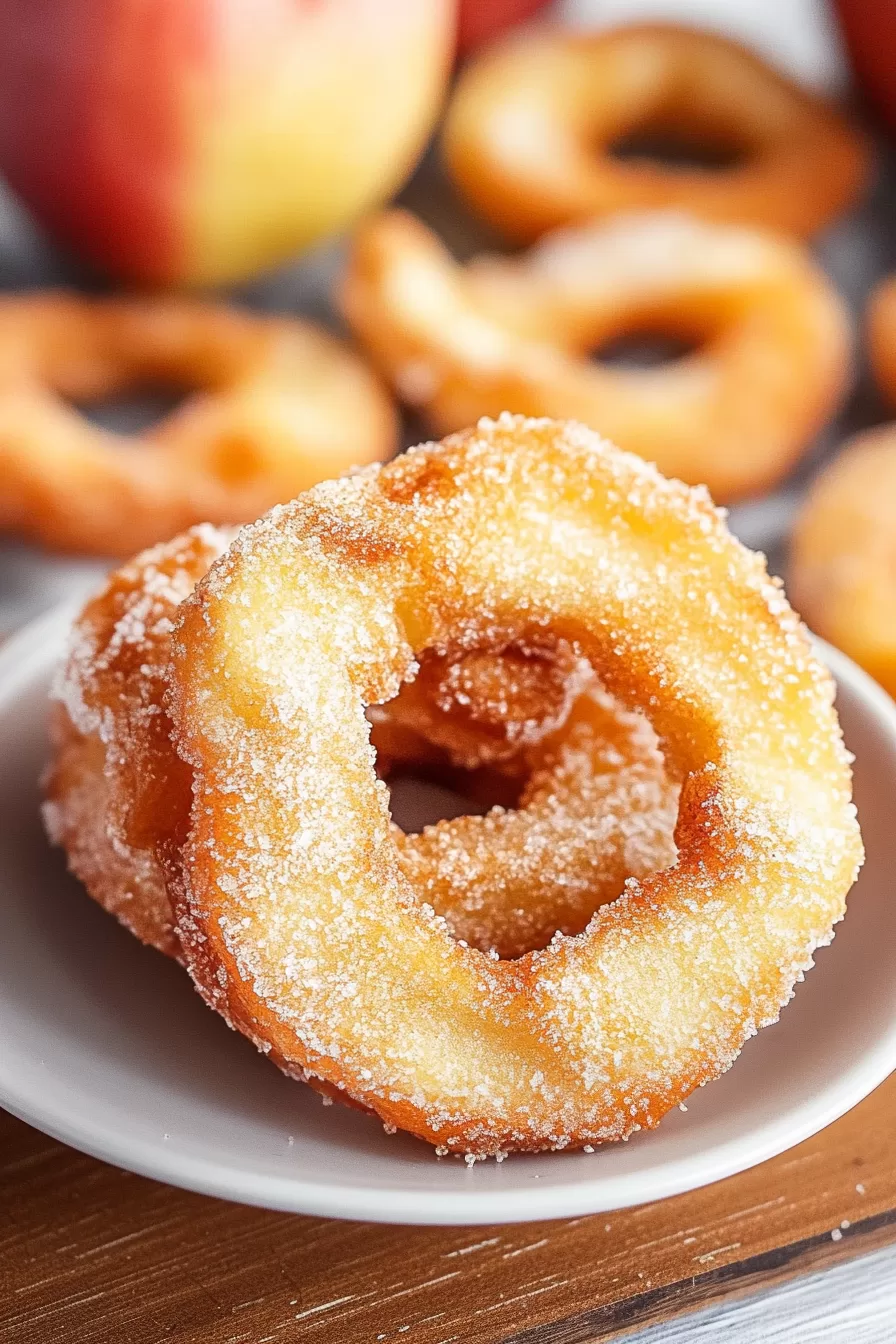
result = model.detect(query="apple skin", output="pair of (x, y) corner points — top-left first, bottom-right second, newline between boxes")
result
(0, 0), (455, 287)
(457, 0), (551, 54)
(834, 0), (896, 134)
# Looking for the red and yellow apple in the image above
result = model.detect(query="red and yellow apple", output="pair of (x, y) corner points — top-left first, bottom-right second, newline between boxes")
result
(835, 0), (896, 136)
(0, 0), (455, 287)
(457, 0), (551, 55)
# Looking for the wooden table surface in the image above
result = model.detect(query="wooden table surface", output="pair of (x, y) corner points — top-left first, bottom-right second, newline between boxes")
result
(3, 1070), (895, 1344)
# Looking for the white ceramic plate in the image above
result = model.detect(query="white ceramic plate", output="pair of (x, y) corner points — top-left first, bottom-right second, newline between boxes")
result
(1, 605), (895, 1226)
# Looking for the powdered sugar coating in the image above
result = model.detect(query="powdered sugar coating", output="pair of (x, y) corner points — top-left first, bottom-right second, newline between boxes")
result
(44, 524), (234, 954)
(168, 415), (863, 1155)
(397, 678), (678, 958)
(45, 525), (667, 963)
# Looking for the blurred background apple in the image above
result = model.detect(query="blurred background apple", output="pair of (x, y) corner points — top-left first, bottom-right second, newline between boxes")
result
(0, 0), (455, 287)
(457, 0), (552, 54)
(834, 0), (896, 135)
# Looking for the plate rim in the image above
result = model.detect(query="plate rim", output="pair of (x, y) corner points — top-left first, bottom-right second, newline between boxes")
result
(1, 602), (895, 1226)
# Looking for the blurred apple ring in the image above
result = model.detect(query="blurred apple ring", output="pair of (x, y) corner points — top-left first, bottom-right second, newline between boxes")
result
(0, 293), (396, 555)
(342, 209), (850, 503)
(867, 275), (896, 409)
(790, 425), (896, 701)
(443, 24), (869, 243)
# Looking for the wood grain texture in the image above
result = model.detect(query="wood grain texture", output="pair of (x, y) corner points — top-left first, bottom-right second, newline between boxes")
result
(625, 1243), (896, 1344)
(2, 1072), (895, 1344)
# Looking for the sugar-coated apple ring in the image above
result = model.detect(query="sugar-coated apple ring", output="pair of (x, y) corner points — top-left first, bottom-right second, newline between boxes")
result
(342, 209), (851, 502)
(790, 425), (896, 700)
(166, 414), (862, 1156)
(44, 525), (235, 956)
(45, 526), (676, 961)
(443, 24), (870, 243)
(0, 293), (396, 556)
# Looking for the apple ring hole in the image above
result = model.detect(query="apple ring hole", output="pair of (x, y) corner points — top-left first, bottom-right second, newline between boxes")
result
(370, 638), (579, 832)
(607, 124), (747, 172)
(591, 331), (702, 369)
(387, 763), (523, 833)
(368, 640), (680, 960)
(73, 382), (191, 441)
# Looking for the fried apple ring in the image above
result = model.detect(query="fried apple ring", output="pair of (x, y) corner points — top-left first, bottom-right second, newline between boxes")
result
(0, 293), (396, 556)
(44, 525), (234, 956)
(165, 414), (861, 1156)
(342, 209), (850, 502)
(867, 276), (896, 408)
(790, 425), (896, 700)
(443, 25), (870, 243)
(45, 528), (676, 961)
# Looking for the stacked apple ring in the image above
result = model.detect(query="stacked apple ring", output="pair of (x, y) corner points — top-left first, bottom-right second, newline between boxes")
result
(0, 292), (396, 556)
(46, 417), (862, 1156)
(342, 209), (850, 502)
(46, 524), (678, 963)
(45, 524), (235, 957)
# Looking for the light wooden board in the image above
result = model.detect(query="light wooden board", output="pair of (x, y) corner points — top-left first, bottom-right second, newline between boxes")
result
(625, 1243), (896, 1344)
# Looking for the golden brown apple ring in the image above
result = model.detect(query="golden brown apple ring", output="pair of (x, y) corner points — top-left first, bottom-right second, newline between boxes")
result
(0, 293), (396, 556)
(44, 525), (235, 956)
(443, 24), (870, 243)
(45, 526), (677, 961)
(790, 425), (896, 700)
(165, 415), (862, 1156)
(342, 209), (851, 502)
(867, 276), (896, 409)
